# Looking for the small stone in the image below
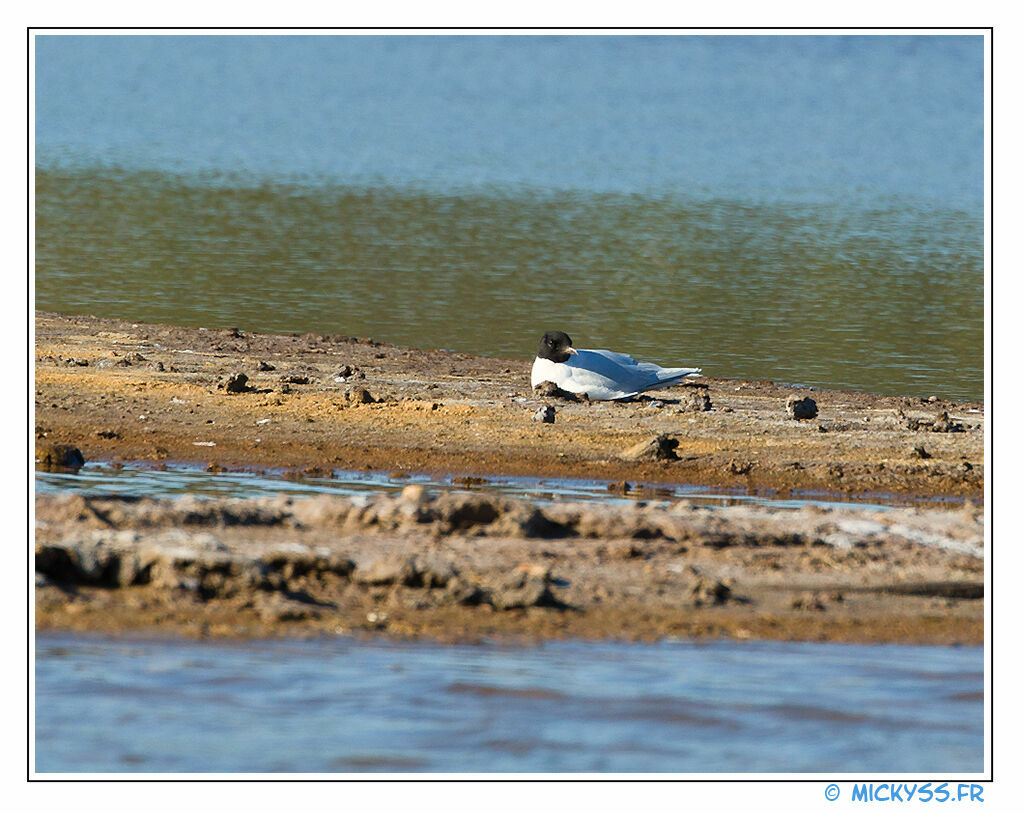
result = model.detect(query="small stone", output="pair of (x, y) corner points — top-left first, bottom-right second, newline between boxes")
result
(728, 459), (754, 475)
(490, 567), (558, 610)
(691, 577), (732, 606)
(910, 445), (932, 459)
(224, 373), (251, 393)
(786, 396), (818, 420)
(532, 406), (555, 423)
(347, 387), (376, 405)
(365, 611), (389, 629)
(353, 555), (420, 586)
(677, 386), (712, 412)
(620, 434), (679, 461)
(930, 411), (964, 433)
(35, 443), (85, 470)
(401, 484), (427, 503)
(533, 381), (581, 401)
(256, 360), (275, 371)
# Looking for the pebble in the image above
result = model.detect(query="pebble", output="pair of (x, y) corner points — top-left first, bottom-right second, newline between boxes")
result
(401, 484), (427, 503)
(620, 435), (679, 461)
(224, 373), (251, 393)
(786, 396), (818, 420)
(532, 406), (555, 423)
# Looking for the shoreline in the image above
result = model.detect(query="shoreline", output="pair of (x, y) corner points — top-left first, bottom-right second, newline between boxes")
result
(34, 311), (985, 645)
(35, 311), (984, 500)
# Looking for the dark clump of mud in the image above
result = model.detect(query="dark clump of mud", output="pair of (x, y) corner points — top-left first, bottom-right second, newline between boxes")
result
(35, 442), (85, 470)
(786, 396), (818, 420)
(533, 381), (585, 402)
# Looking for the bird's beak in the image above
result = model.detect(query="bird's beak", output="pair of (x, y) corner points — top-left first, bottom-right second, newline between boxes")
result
(567, 347), (578, 355)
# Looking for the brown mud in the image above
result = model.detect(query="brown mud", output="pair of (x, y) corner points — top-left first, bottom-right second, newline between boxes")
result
(36, 490), (982, 645)
(34, 312), (985, 644)
(35, 312), (984, 499)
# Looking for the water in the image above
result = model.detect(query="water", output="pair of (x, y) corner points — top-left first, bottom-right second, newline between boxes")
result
(36, 460), (954, 512)
(34, 633), (983, 773)
(33, 35), (984, 400)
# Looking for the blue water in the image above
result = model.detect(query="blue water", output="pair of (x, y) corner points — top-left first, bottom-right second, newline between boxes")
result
(35, 34), (982, 206)
(34, 633), (983, 773)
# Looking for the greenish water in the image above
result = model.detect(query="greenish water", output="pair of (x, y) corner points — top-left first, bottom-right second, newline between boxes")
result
(35, 169), (982, 400)
(34, 35), (984, 400)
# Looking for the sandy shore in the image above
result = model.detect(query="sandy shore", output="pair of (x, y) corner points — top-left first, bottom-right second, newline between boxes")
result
(35, 312), (984, 497)
(34, 312), (985, 644)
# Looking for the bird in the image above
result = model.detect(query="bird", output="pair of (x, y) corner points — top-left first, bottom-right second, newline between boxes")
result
(531, 330), (702, 401)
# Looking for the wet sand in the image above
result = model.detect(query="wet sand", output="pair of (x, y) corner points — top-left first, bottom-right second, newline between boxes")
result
(34, 312), (985, 644)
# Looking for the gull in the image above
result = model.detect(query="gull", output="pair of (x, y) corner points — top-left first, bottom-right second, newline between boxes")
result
(531, 330), (702, 401)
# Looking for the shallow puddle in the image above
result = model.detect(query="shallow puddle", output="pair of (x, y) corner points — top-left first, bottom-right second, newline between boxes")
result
(33, 460), (963, 512)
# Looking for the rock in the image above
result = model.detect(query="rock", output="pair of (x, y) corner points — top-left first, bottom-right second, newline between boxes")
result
(346, 387), (376, 405)
(255, 593), (322, 622)
(677, 386), (712, 412)
(910, 445), (932, 459)
(353, 555), (420, 586)
(791, 593), (827, 611)
(280, 375), (309, 385)
(490, 567), (560, 610)
(444, 579), (489, 606)
(400, 484), (427, 503)
(728, 459), (754, 475)
(256, 360), (275, 371)
(691, 577), (732, 606)
(532, 405), (555, 423)
(532, 381), (582, 401)
(435, 494), (501, 530)
(224, 373), (252, 393)
(365, 610), (389, 629)
(786, 396), (818, 420)
(930, 411), (964, 433)
(418, 557), (458, 588)
(35, 443), (85, 470)
(453, 475), (489, 487)
(620, 434), (679, 461)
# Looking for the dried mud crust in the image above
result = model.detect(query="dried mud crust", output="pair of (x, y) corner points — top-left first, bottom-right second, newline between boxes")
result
(35, 490), (983, 644)
(34, 312), (984, 500)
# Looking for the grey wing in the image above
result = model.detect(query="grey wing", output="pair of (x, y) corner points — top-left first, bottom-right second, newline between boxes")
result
(573, 349), (658, 393)
(588, 349), (700, 385)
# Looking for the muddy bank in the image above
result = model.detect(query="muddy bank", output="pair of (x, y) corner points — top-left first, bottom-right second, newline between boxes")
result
(35, 312), (984, 500)
(35, 490), (983, 644)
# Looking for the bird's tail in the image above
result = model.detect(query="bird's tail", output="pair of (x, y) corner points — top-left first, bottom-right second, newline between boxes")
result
(648, 368), (702, 388)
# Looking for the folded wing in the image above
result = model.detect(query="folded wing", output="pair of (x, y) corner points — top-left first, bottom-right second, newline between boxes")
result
(569, 349), (701, 399)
